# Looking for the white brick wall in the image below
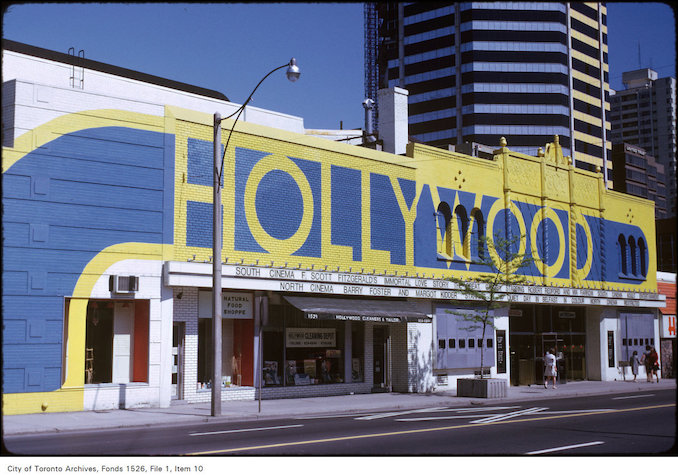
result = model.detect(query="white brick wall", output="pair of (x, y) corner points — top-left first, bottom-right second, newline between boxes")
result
(173, 287), (200, 402)
(2, 50), (306, 144)
(260, 382), (372, 399)
(407, 322), (435, 392)
(83, 384), (156, 411)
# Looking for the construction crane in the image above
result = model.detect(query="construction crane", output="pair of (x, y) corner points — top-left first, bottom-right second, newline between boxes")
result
(364, 2), (379, 131)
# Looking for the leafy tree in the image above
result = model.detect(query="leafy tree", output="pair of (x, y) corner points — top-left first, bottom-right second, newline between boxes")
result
(446, 232), (540, 379)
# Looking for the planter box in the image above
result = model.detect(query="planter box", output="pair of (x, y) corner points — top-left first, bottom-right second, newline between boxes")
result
(457, 378), (507, 398)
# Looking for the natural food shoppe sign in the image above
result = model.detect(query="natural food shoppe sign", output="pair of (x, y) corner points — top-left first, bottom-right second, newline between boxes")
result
(198, 291), (253, 319)
(286, 328), (336, 347)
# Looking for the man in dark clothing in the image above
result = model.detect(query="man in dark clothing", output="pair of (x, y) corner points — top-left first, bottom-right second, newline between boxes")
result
(649, 347), (660, 383)
(641, 345), (652, 382)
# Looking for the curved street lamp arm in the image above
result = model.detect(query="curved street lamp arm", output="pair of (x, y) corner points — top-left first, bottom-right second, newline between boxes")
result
(217, 63), (289, 182)
(221, 63), (289, 120)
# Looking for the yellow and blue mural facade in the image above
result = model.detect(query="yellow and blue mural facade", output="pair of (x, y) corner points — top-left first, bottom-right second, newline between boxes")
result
(2, 105), (658, 414)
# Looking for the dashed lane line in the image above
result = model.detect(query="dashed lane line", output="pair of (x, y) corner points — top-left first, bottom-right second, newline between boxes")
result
(525, 441), (605, 455)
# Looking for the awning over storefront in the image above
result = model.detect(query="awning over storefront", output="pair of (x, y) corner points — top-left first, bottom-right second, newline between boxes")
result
(284, 296), (432, 323)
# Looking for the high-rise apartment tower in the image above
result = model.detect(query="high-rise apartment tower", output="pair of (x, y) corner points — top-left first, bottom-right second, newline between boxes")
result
(609, 69), (677, 217)
(365, 2), (611, 179)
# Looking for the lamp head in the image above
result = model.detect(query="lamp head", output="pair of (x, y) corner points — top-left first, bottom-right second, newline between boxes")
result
(286, 57), (300, 82)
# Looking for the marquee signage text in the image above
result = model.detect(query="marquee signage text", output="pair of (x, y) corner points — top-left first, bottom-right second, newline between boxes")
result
(166, 262), (665, 309)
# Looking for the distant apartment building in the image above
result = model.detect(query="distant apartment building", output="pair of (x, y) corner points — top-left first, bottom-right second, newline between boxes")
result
(365, 2), (612, 178)
(610, 143), (668, 218)
(609, 69), (677, 217)
(656, 217), (677, 273)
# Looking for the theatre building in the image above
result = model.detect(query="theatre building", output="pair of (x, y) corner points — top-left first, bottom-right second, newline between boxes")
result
(2, 40), (666, 415)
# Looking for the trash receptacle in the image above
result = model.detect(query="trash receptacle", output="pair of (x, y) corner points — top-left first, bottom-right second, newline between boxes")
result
(557, 358), (567, 384)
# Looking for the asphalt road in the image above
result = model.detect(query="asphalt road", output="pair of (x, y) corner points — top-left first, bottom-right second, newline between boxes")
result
(4, 388), (676, 456)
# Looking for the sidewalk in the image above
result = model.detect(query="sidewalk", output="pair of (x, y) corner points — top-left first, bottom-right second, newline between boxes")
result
(3, 379), (675, 437)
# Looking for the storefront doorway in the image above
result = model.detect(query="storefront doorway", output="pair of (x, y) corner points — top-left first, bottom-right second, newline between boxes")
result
(541, 332), (586, 381)
(373, 326), (390, 391)
(509, 306), (587, 385)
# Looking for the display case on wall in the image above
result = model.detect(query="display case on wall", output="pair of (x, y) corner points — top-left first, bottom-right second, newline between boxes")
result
(262, 302), (367, 387)
(263, 361), (280, 386)
(281, 351), (344, 385)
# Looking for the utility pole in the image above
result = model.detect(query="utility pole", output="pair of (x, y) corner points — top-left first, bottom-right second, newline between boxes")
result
(212, 112), (223, 417)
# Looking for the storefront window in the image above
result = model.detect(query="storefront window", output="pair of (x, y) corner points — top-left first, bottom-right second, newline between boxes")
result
(285, 329), (344, 385)
(197, 318), (237, 389)
(197, 319), (210, 389)
(508, 305), (534, 332)
(83, 300), (149, 384)
(195, 291), (255, 389)
(263, 330), (284, 386)
(264, 302), (356, 386)
(553, 307), (585, 332)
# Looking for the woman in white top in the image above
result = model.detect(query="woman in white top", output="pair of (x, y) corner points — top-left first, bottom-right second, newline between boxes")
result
(544, 348), (557, 389)
(630, 350), (640, 381)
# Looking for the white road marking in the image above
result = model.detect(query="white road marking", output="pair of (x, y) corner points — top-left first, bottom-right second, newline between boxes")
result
(471, 407), (546, 423)
(355, 407), (444, 421)
(295, 413), (375, 420)
(396, 413), (510, 422)
(297, 406), (522, 421)
(443, 406), (521, 412)
(396, 407), (612, 422)
(525, 441), (605, 455)
(190, 424), (303, 436)
(612, 394), (654, 400)
(301, 405), (618, 424)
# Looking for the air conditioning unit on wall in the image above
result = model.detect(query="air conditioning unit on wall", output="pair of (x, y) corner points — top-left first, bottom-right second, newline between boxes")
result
(109, 275), (139, 294)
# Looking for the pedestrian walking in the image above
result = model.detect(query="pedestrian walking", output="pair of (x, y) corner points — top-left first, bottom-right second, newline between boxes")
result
(641, 345), (652, 382)
(649, 346), (660, 383)
(629, 350), (640, 381)
(544, 348), (557, 389)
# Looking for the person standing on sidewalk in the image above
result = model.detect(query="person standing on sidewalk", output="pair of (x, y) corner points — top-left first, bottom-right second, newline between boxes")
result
(544, 348), (557, 389)
(649, 346), (660, 383)
(641, 345), (652, 382)
(630, 350), (640, 381)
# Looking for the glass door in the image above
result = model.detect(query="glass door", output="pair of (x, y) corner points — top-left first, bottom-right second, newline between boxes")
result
(509, 334), (536, 386)
(540, 333), (563, 383)
(372, 327), (389, 390)
(560, 333), (586, 381)
(540, 333), (563, 355)
(540, 333), (587, 382)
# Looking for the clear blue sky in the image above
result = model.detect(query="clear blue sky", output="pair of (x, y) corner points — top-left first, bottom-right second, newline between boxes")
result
(2, 3), (676, 129)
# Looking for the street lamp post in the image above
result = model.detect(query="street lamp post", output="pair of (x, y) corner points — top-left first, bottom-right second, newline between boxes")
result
(211, 58), (300, 417)
(211, 111), (223, 417)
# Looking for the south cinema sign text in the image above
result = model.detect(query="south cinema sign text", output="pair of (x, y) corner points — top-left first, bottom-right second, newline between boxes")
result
(165, 262), (666, 309)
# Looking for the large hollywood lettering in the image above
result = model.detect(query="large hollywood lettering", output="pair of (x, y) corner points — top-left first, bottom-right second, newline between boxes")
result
(227, 146), (647, 284)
